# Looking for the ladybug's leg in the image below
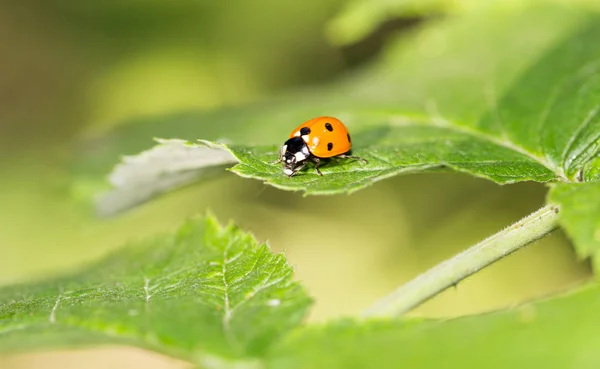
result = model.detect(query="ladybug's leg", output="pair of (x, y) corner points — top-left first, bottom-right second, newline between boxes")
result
(272, 145), (286, 164)
(337, 154), (368, 164)
(310, 156), (324, 176)
(288, 161), (307, 177)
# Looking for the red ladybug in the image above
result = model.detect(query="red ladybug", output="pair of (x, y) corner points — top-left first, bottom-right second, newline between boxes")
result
(274, 116), (366, 177)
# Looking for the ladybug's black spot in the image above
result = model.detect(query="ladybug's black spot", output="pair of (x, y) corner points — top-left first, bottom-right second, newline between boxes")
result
(300, 127), (311, 135)
(327, 142), (333, 151)
(325, 122), (333, 131)
(347, 133), (352, 143)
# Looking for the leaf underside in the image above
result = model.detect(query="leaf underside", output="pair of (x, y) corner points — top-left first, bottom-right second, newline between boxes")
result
(95, 139), (238, 216)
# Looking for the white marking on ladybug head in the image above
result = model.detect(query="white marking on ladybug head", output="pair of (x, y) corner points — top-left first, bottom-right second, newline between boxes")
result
(293, 131), (301, 137)
(294, 151), (308, 162)
(301, 135), (310, 142)
(301, 146), (310, 155)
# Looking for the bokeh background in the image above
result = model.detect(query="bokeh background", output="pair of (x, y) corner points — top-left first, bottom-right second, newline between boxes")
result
(0, 1), (594, 368)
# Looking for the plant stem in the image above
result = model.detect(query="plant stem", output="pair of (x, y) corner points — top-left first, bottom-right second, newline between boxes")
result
(363, 204), (561, 318)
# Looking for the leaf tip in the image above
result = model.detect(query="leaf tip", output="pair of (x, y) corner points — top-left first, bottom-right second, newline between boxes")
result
(202, 209), (235, 238)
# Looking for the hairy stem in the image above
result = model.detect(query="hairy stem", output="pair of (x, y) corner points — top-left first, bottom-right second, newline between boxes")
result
(363, 204), (561, 318)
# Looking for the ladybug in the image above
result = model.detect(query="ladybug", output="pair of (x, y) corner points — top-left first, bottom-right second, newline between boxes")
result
(274, 116), (367, 177)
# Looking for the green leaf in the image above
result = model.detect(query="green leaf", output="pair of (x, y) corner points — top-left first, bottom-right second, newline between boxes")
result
(267, 283), (600, 369)
(89, 4), (600, 201)
(220, 125), (556, 194)
(0, 215), (311, 365)
(326, 0), (600, 46)
(95, 138), (237, 216)
(326, 0), (466, 46)
(100, 119), (558, 199)
(73, 3), (586, 201)
(549, 181), (600, 263)
(225, 9), (600, 192)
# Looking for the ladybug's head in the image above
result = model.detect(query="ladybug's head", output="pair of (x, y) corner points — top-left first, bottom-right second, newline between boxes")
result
(279, 137), (310, 176)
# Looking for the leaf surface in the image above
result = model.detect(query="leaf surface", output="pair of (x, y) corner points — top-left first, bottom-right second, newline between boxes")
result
(219, 123), (557, 194)
(74, 3), (588, 201)
(0, 216), (311, 365)
(229, 11), (600, 191)
(267, 283), (600, 369)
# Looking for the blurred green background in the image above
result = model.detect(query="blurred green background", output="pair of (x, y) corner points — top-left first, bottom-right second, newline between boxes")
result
(0, 1), (593, 368)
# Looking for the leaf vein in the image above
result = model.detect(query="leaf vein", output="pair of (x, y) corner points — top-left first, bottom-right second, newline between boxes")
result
(562, 104), (600, 169)
(49, 290), (62, 324)
(398, 118), (561, 177)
